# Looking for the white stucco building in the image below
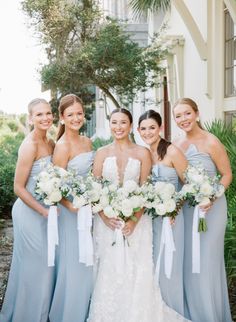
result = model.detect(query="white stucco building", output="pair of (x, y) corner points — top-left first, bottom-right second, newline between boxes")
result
(95, 0), (236, 142)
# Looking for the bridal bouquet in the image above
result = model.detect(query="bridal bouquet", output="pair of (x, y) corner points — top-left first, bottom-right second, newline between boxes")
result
(34, 162), (71, 267)
(102, 179), (144, 222)
(34, 162), (71, 205)
(141, 180), (181, 220)
(179, 164), (225, 232)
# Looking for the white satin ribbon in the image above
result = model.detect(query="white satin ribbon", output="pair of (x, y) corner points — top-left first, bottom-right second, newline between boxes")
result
(155, 217), (176, 283)
(77, 204), (94, 266)
(113, 221), (130, 273)
(47, 205), (59, 267)
(192, 205), (205, 273)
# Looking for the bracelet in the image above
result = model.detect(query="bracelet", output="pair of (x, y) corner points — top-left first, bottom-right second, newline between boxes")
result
(130, 215), (138, 223)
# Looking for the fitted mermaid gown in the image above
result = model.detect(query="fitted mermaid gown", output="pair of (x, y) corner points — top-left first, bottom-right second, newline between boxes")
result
(49, 152), (94, 322)
(183, 144), (232, 322)
(88, 156), (190, 322)
(152, 164), (184, 316)
(0, 156), (55, 322)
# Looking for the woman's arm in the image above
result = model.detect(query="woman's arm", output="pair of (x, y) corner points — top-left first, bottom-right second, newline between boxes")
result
(14, 141), (49, 217)
(209, 137), (232, 189)
(168, 144), (188, 182)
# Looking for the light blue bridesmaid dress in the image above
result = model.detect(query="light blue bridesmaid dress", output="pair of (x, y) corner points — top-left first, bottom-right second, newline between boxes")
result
(152, 164), (184, 316)
(49, 152), (94, 322)
(0, 156), (55, 322)
(183, 144), (232, 322)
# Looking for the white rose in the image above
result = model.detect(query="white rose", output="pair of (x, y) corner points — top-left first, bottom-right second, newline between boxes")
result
(92, 204), (103, 213)
(154, 181), (167, 193)
(56, 166), (69, 177)
(73, 195), (87, 208)
(123, 180), (138, 194)
(200, 182), (214, 196)
(88, 190), (100, 203)
(189, 174), (204, 184)
(38, 180), (54, 194)
(130, 195), (143, 209)
(38, 171), (51, 182)
(154, 203), (167, 216)
(92, 181), (102, 191)
(100, 195), (109, 207)
(163, 199), (176, 213)
(181, 183), (196, 195)
(48, 190), (62, 204)
(104, 206), (117, 218)
(108, 183), (118, 192)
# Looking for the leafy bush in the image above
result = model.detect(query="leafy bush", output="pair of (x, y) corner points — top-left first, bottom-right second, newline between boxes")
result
(205, 120), (236, 287)
(0, 133), (24, 217)
(92, 136), (113, 151)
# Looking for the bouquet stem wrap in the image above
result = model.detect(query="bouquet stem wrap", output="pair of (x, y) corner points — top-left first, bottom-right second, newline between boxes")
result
(113, 225), (129, 273)
(192, 205), (206, 273)
(155, 217), (176, 283)
(47, 205), (59, 267)
(77, 204), (94, 266)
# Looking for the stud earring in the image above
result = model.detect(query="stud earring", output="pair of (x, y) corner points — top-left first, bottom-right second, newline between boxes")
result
(60, 120), (65, 125)
(196, 117), (200, 122)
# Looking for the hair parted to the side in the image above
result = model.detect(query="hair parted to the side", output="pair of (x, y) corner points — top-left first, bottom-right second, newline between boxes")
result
(56, 94), (84, 141)
(109, 108), (133, 124)
(173, 97), (203, 129)
(138, 109), (171, 161)
(28, 98), (50, 114)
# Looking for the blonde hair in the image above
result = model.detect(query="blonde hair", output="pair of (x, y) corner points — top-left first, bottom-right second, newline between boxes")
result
(27, 98), (50, 114)
(173, 97), (203, 129)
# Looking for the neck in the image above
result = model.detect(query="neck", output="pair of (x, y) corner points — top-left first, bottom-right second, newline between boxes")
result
(32, 128), (47, 140)
(186, 125), (203, 140)
(150, 137), (161, 154)
(64, 128), (80, 140)
(113, 137), (132, 150)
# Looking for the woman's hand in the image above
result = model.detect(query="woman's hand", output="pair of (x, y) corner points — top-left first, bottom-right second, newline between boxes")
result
(122, 219), (137, 237)
(199, 200), (212, 213)
(100, 214), (122, 231)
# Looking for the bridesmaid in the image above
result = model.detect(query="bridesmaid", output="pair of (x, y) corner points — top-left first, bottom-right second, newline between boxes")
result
(0, 98), (55, 322)
(49, 94), (93, 322)
(138, 109), (188, 316)
(173, 98), (232, 322)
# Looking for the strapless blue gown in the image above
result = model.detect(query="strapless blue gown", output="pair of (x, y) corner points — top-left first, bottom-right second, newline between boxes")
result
(0, 156), (55, 322)
(183, 144), (232, 322)
(152, 164), (184, 316)
(49, 152), (94, 322)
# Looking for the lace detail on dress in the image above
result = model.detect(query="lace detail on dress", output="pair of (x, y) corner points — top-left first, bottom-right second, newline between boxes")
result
(102, 157), (141, 185)
(89, 156), (191, 322)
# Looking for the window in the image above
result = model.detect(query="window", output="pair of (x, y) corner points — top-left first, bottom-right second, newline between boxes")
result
(225, 111), (236, 132)
(225, 10), (236, 97)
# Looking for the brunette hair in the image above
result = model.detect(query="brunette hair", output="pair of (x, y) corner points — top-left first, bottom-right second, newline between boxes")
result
(138, 109), (171, 161)
(173, 97), (203, 129)
(28, 98), (50, 114)
(56, 94), (84, 141)
(109, 108), (133, 124)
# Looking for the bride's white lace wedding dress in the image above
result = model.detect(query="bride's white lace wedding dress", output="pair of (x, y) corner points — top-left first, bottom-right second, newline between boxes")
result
(88, 157), (190, 322)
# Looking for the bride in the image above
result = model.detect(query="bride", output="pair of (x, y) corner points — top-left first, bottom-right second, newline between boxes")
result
(88, 108), (190, 322)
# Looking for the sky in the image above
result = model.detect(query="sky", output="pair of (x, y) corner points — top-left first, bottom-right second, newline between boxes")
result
(0, 0), (50, 115)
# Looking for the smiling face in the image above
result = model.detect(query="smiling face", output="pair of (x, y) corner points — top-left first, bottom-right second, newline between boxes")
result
(29, 102), (53, 131)
(109, 112), (132, 140)
(173, 103), (199, 133)
(61, 102), (84, 131)
(138, 118), (161, 146)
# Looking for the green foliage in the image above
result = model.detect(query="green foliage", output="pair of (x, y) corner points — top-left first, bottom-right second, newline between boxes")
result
(0, 133), (24, 217)
(130, 0), (171, 15)
(205, 119), (236, 287)
(92, 136), (113, 151)
(22, 0), (166, 109)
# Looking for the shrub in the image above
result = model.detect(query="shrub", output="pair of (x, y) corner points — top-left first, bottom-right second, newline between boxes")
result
(0, 133), (24, 217)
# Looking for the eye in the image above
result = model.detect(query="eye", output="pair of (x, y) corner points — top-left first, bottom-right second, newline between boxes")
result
(140, 127), (146, 131)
